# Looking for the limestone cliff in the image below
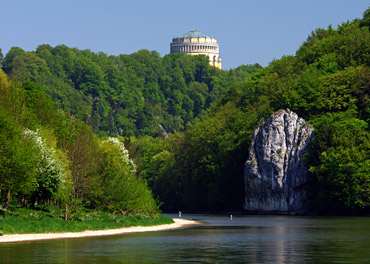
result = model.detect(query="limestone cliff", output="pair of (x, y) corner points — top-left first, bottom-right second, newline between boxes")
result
(244, 109), (314, 213)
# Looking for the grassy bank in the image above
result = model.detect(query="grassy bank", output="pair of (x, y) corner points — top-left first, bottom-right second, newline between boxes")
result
(0, 205), (173, 235)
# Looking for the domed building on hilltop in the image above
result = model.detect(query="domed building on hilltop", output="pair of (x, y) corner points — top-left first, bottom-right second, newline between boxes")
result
(170, 29), (221, 69)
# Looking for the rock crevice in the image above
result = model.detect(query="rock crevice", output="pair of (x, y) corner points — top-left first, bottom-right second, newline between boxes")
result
(244, 109), (314, 213)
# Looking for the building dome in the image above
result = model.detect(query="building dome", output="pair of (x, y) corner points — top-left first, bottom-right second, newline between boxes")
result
(179, 29), (211, 39)
(170, 30), (221, 69)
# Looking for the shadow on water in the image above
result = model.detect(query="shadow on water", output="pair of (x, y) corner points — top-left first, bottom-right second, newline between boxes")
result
(1, 214), (370, 263)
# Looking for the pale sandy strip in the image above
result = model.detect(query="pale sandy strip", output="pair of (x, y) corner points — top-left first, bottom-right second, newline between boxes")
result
(0, 218), (199, 243)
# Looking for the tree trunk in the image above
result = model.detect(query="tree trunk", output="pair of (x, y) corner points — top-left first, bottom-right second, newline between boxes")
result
(4, 188), (10, 210)
(30, 196), (37, 209)
(65, 204), (68, 220)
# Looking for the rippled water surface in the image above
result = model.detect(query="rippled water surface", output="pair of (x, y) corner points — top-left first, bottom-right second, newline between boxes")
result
(1, 214), (370, 263)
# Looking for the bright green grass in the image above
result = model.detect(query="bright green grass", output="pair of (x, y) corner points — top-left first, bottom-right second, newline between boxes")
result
(0, 205), (174, 235)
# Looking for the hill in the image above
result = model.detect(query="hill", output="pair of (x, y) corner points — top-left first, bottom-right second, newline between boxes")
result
(132, 7), (370, 213)
(2, 7), (370, 214)
(1, 46), (260, 137)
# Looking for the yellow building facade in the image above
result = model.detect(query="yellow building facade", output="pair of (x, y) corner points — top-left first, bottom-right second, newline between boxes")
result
(170, 29), (221, 69)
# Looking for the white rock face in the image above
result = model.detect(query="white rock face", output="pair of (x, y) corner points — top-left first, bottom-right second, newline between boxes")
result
(244, 109), (314, 213)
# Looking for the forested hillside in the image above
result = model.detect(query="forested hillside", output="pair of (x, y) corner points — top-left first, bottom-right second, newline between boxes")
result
(0, 44), (260, 214)
(2, 7), (370, 214)
(1, 46), (260, 137)
(0, 70), (159, 218)
(132, 8), (370, 213)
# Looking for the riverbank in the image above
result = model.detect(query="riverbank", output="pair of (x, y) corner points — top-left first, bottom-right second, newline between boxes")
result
(0, 205), (177, 235)
(0, 218), (198, 243)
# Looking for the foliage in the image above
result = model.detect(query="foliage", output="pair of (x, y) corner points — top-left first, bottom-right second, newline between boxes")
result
(23, 129), (67, 203)
(0, 68), (160, 218)
(91, 137), (159, 216)
(103, 137), (136, 173)
(3, 6), (370, 215)
(309, 111), (370, 211)
(0, 205), (173, 234)
(130, 6), (370, 213)
(133, 100), (263, 212)
(0, 108), (41, 198)
(2, 46), (244, 137)
(0, 48), (3, 68)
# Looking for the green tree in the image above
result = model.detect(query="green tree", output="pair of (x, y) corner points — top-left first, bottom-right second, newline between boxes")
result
(93, 137), (159, 215)
(0, 109), (41, 209)
(309, 111), (370, 211)
(3, 47), (26, 74)
(360, 6), (370, 28)
(0, 48), (3, 68)
(24, 129), (67, 204)
(11, 53), (50, 83)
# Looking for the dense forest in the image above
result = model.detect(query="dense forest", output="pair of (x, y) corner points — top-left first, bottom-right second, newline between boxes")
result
(1, 46), (260, 137)
(130, 9), (370, 213)
(1, 7), (370, 215)
(0, 43), (260, 216)
(132, 8), (370, 213)
(0, 70), (159, 218)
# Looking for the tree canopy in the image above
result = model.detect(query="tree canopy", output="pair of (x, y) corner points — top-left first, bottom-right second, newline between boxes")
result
(0, 68), (160, 217)
(129, 7), (370, 213)
(3, 46), (258, 138)
(2, 6), (370, 214)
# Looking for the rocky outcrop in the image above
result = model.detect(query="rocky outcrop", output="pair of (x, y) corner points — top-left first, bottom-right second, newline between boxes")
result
(158, 125), (169, 139)
(244, 109), (314, 213)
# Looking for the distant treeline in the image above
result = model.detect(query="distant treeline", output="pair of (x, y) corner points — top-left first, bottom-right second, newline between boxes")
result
(1, 46), (260, 137)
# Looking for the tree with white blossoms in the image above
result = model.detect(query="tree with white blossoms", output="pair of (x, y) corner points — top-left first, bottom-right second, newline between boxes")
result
(93, 137), (159, 216)
(104, 137), (137, 173)
(23, 129), (69, 205)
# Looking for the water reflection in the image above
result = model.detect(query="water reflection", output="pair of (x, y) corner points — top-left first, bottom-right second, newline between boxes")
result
(1, 215), (370, 263)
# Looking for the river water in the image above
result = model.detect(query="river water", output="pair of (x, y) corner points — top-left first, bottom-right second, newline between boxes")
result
(1, 214), (370, 263)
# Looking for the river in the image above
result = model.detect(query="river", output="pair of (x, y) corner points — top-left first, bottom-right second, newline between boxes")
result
(1, 214), (370, 263)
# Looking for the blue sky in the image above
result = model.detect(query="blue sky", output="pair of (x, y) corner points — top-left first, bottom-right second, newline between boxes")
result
(2, 0), (370, 69)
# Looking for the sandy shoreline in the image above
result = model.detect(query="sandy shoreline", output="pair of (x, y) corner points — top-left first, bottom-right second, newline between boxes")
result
(0, 218), (199, 243)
